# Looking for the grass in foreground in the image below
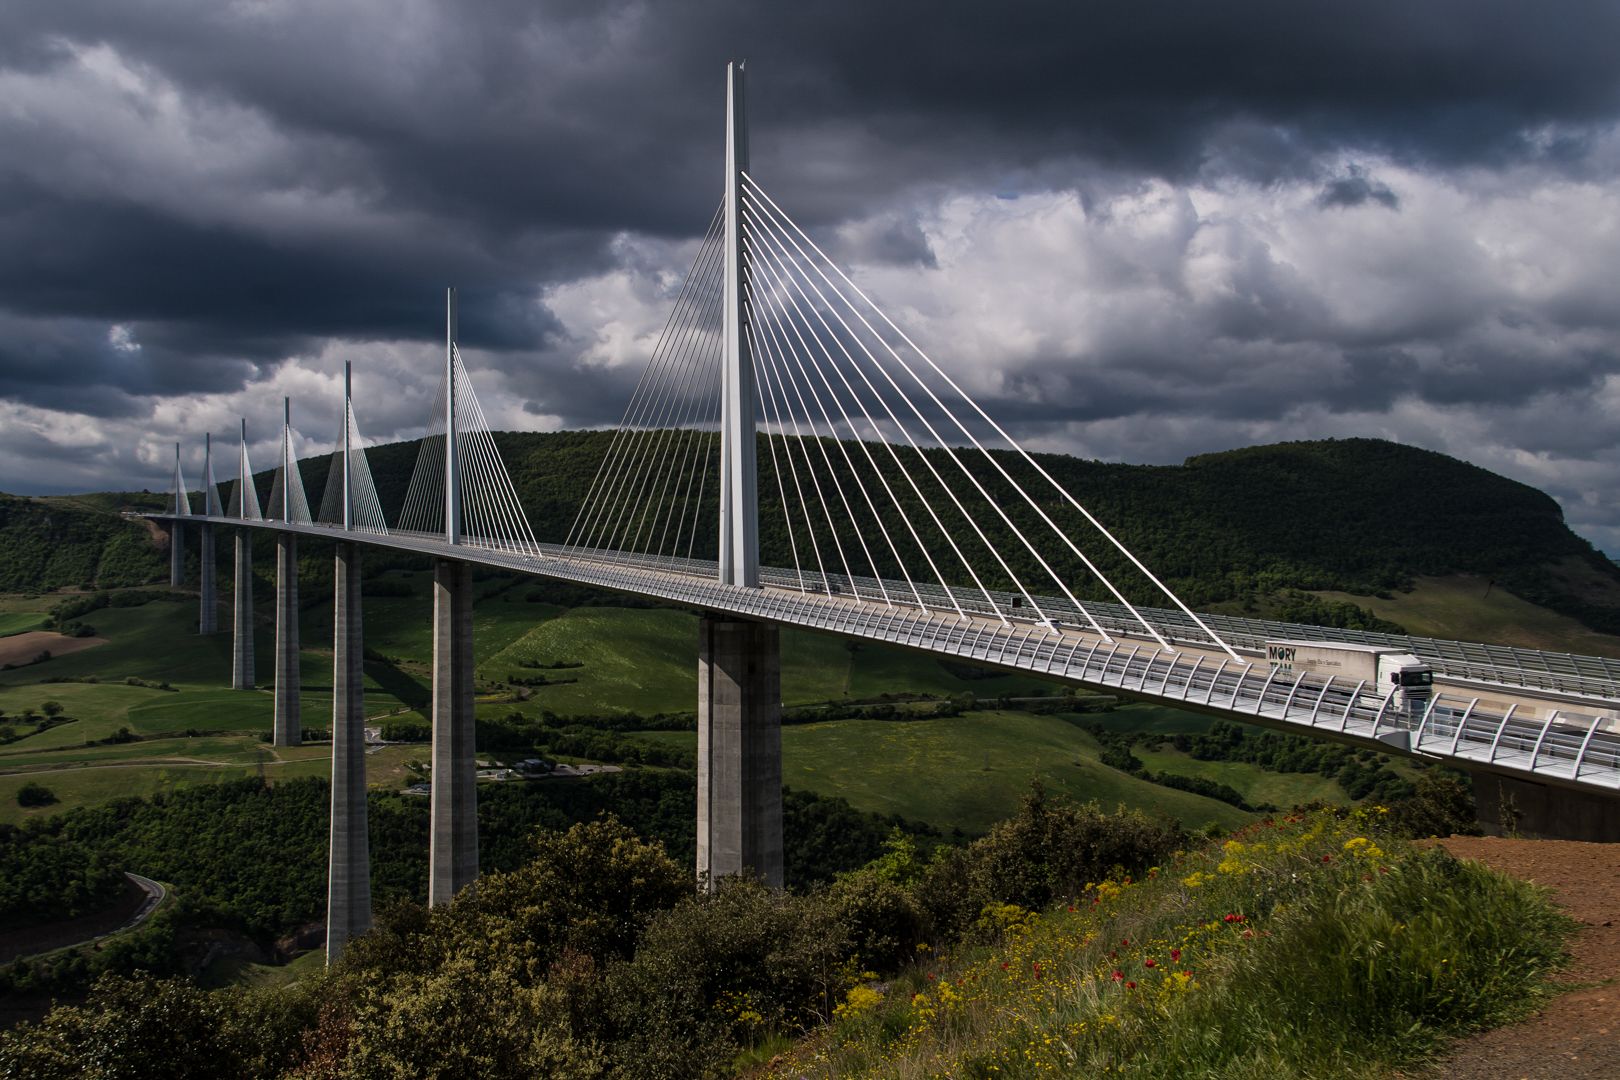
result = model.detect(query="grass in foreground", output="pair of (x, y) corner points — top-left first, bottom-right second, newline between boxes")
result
(773, 811), (1574, 1080)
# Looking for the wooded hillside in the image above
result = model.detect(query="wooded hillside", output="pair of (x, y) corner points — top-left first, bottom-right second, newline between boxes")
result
(6, 436), (1617, 633)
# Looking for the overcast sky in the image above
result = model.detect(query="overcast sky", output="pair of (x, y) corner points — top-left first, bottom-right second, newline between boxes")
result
(5, 1), (1620, 549)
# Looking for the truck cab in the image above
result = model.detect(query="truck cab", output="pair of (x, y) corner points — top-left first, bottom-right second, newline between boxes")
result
(1379, 654), (1433, 718)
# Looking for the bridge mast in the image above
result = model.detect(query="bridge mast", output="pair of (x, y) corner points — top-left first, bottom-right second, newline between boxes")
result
(699, 63), (782, 891)
(343, 361), (353, 531)
(720, 60), (759, 588)
(445, 288), (460, 546)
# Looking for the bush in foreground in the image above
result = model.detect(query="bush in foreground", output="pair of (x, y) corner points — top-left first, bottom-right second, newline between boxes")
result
(0, 796), (1570, 1079)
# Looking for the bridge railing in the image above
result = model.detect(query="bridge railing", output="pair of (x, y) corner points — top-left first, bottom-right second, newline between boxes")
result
(542, 541), (1620, 702)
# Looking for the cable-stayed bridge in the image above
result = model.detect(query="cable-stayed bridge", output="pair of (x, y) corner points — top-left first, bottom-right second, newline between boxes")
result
(149, 63), (1619, 963)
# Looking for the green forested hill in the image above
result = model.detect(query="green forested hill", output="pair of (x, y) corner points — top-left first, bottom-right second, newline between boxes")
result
(257, 434), (1616, 631)
(8, 435), (1617, 633)
(0, 492), (169, 593)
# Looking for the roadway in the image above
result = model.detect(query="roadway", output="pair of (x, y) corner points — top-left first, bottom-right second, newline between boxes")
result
(153, 514), (1620, 796)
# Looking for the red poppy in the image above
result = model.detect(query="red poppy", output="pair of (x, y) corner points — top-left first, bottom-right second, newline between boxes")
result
(1000, 962), (1009, 970)
(1111, 971), (1123, 981)
(928, 973), (935, 980)
(1068, 906), (1075, 912)
(1170, 949), (1181, 961)
(1110, 952), (1117, 960)
(1144, 960), (1155, 968)
(1322, 855), (1331, 862)
(1126, 981), (1137, 989)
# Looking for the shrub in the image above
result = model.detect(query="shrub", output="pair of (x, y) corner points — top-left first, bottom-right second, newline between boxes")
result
(473, 815), (691, 966)
(40, 701), (63, 718)
(0, 973), (276, 1080)
(16, 782), (58, 807)
(911, 780), (1182, 942)
(1381, 767), (1485, 839)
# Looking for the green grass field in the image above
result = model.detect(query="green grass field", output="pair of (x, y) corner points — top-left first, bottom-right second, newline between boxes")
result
(0, 613), (48, 637)
(1312, 573), (1620, 658)
(475, 606), (1066, 717)
(776, 710), (1255, 834)
(640, 708), (1258, 834)
(0, 740), (422, 826)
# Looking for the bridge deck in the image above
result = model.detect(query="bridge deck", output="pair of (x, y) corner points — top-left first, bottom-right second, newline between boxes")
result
(154, 515), (1620, 796)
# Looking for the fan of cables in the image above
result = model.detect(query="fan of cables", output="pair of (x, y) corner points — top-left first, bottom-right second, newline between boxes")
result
(563, 203), (727, 570)
(563, 175), (1236, 658)
(316, 396), (389, 533)
(398, 349), (538, 553)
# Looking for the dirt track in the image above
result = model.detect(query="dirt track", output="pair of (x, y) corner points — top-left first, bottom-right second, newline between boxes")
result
(1430, 838), (1620, 1079)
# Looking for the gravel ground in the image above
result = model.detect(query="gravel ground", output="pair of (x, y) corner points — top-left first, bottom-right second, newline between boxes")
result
(1426, 837), (1620, 1080)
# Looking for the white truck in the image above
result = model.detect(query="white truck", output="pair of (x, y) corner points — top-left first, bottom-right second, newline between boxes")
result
(1264, 640), (1433, 718)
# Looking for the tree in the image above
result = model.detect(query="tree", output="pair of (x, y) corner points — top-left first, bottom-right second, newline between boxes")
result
(41, 701), (64, 719)
(17, 782), (58, 807)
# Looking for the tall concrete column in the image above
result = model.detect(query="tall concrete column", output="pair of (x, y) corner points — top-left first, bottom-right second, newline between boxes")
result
(428, 558), (476, 905)
(232, 530), (255, 690)
(170, 521), (185, 586)
(1473, 771), (1620, 842)
(198, 524), (217, 634)
(327, 541), (371, 962)
(274, 532), (301, 747)
(697, 616), (782, 889)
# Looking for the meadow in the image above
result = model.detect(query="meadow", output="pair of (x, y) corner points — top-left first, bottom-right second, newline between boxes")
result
(0, 579), (1364, 838)
(1312, 572), (1620, 658)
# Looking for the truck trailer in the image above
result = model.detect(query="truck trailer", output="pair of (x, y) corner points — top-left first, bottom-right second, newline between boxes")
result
(1264, 640), (1433, 718)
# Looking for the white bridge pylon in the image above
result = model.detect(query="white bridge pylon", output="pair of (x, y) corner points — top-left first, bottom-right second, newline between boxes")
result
(397, 288), (539, 553)
(565, 60), (1242, 663)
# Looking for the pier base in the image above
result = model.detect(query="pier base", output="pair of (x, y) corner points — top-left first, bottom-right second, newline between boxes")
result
(232, 530), (254, 690)
(1473, 771), (1620, 843)
(198, 524), (217, 634)
(428, 559), (476, 905)
(273, 533), (301, 747)
(697, 616), (782, 889)
(327, 541), (371, 962)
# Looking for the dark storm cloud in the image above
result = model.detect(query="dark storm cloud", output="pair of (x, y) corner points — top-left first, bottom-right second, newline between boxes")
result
(5, 0), (1620, 544)
(3, 2), (1618, 346)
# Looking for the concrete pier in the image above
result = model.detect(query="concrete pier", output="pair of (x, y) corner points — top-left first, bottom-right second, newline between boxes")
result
(327, 541), (371, 962)
(273, 533), (301, 746)
(1473, 771), (1620, 843)
(428, 558), (476, 905)
(232, 530), (254, 690)
(697, 616), (782, 889)
(197, 524), (217, 634)
(169, 521), (185, 586)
